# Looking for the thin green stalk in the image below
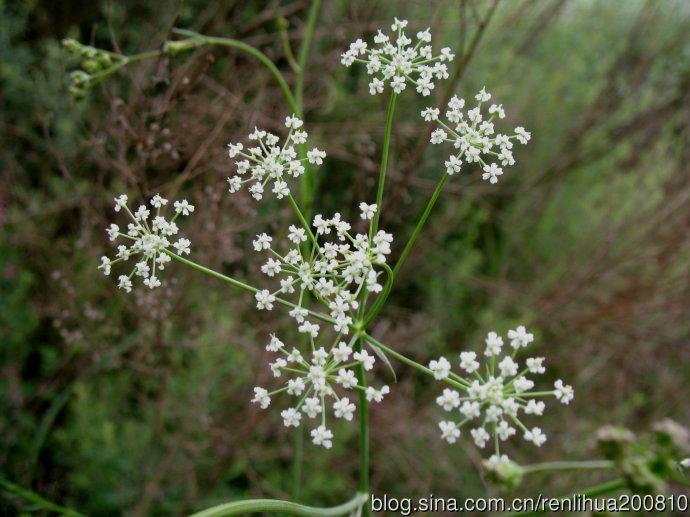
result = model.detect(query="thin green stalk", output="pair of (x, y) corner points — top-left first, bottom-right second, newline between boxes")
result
(291, 425), (304, 499)
(362, 262), (393, 327)
(363, 332), (431, 375)
(171, 29), (298, 114)
(522, 460), (614, 475)
(0, 476), (85, 516)
(393, 172), (449, 277)
(371, 93), (398, 236)
(363, 332), (466, 391)
(287, 193), (318, 249)
(190, 492), (368, 517)
(288, 3), (320, 496)
(164, 250), (335, 325)
(354, 336), (370, 517)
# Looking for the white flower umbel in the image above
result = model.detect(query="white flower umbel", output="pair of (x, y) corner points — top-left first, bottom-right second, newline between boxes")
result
(251, 334), (389, 448)
(98, 194), (194, 291)
(341, 18), (454, 96)
(226, 115), (325, 201)
(424, 88), (531, 183)
(431, 326), (573, 460)
(252, 207), (393, 337)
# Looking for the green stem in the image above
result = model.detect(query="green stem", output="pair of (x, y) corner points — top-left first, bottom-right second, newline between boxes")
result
(363, 333), (467, 391)
(360, 173), (449, 321)
(362, 263), (393, 327)
(170, 29), (299, 114)
(370, 93), (398, 236)
(0, 476), (85, 516)
(291, 425), (304, 500)
(354, 336), (370, 516)
(164, 250), (335, 325)
(287, 193), (319, 253)
(522, 460), (614, 474)
(392, 172), (449, 277)
(190, 492), (368, 517)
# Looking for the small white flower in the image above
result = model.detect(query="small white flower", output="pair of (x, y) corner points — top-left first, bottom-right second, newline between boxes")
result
(114, 194), (128, 212)
(255, 289), (276, 310)
(287, 378), (306, 396)
(514, 376), (535, 393)
(429, 356), (451, 380)
(117, 275), (132, 293)
(332, 342), (352, 363)
(285, 115), (303, 129)
(524, 427), (547, 446)
(508, 325), (534, 349)
(365, 385), (390, 402)
(302, 397), (322, 418)
(484, 332), (503, 357)
(471, 427), (490, 448)
(369, 78), (384, 95)
(526, 357), (545, 374)
(173, 199), (195, 216)
(430, 128), (448, 144)
(475, 87), (491, 103)
(266, 334), (284, 352)
(253, 233), (272, 251)
(436, 388), (461, 411)
(421, 107), (440, 121)
(525, 400), (545, 415)
(150, 194), (168, 208)
(496, 421), (516, 441)
(270, 358), (287, 377)
(391, 75), (406, 94)
(281, 407), (302, 427)
(252, 387), (271, 409)
(99, 256), (112, 276)
(460, 401), (481, 419)
(459, 351), (480, 373)
(227, 142), (243, 158)
(554, 380), (574, 404)
(106, 224), (119, 241)
(307, 148), (326, 165)
(335, 368), (358, 389)
(482, 163), (503, 184)
(173, 238), (191, 255)
(515, 126), (531, 144)
(498, 356), (518, 377)
(287, 225), (307, 244)
(359, 202), (377, 220)
(444, 155), (462, 175)
(311, 425), (333, 449)
(354, 350), (375, 371)
(439, 421), (461, 444)
(333, 397), (356, 421)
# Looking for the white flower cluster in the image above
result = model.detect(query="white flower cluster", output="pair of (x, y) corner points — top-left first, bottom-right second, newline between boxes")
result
(252, 206), (393, 337)
(423, 88), (531, 183)
(226, 115), (326, 201)
(98, 194), (194, 291)
(432, 326), (573, 460)
(252, 334), (389, 448)
(341, 18), (454, 96)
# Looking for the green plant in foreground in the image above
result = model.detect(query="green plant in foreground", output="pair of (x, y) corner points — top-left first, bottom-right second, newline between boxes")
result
(44, 6), (689, 517)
